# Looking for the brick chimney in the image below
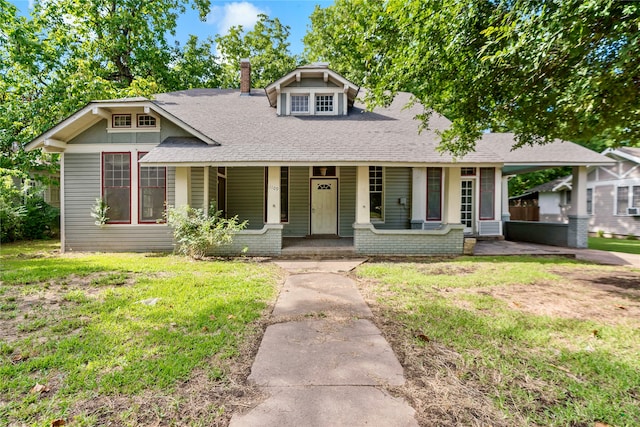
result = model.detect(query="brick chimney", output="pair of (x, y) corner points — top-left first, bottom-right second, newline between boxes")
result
(240, 59), (251, 96)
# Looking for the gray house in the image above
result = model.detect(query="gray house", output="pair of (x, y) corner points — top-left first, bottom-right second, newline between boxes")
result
(25, 62), (613, 255)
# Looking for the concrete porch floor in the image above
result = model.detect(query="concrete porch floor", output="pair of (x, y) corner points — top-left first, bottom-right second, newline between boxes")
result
(281, 237), (356, 257)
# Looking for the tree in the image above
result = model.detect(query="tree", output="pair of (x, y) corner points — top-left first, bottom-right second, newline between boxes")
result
(305, 0), (640, 156)
(216, 14), (299, 89)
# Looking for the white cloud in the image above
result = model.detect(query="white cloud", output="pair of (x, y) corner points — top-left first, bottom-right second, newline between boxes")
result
(207, 2), (266, 35)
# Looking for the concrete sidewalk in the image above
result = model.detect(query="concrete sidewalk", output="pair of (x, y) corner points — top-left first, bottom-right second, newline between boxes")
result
(229, 260), (418, 427)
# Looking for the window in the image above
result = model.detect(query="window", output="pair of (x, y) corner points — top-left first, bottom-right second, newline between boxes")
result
(565, 190), (572, 205)
(479, 167), (495, 220)
(634, 186), (640, 208)
(137, 114), (156, 127)
(461, 167), (476, 176)
(138, 153), (166, 223)
(217, 168), (226, 216)
(263, 167), (289, 223)
(315, 95), (334, 113)
(426, 168), (442, 221)
(102, 153), (131, 223)
(291, 95), (309, 113)
(587, 189), (593, 215)
(369, 166), (383, 221)
(112, 114), (131, 128)
(617, 187), (629, 215)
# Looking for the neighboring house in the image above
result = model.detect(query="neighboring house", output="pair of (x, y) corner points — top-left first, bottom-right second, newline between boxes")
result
(509, 176), (572, 222)
(25, 62), (613, 255)
(510, 147), (640, 238)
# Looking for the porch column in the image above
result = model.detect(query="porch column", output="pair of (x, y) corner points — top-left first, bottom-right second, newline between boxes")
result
(501, 175), (511, 222)
(568, 166), (588, 248)
(355, 166), (370, 223)
(266, 166), (281, 224)
(444, 167), (461, 224)
(411, 167), (427, 229)
(175, 167), (191, 207)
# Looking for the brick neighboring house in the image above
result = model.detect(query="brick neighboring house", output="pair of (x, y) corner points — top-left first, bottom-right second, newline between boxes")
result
(510, 147), (640, 238)
(25, 62), (613, 254)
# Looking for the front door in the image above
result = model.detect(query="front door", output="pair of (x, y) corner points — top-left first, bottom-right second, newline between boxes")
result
(311, 179), (338, 235)
(461, 180), (474, 234)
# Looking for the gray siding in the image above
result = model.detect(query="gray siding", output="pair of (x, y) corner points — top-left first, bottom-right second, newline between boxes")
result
(589, 184), (640, 237)
(167, 167), (175, 206)
(227, 167), (264, 230)
(190, 167), (204, 210)
(283, 167), (310, 237)
(69, 118), (191, 145)
(339, 166), (356, 237)
(64, 153), (173, 252)
(375, 167), (411, 230)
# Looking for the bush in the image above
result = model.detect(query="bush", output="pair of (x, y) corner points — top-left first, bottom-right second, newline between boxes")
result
(165, 204), (247, 259)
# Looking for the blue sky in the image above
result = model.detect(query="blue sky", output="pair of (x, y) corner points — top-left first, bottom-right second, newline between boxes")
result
(11, 1), (334, 55)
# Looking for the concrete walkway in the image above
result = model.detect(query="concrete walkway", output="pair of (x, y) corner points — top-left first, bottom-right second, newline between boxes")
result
(229, 260), (418, 427)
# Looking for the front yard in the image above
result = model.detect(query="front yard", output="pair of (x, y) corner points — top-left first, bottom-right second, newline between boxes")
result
(589, 236), (640, 255)
(2, 242), (639, 426)
(0, 241), (282, 426)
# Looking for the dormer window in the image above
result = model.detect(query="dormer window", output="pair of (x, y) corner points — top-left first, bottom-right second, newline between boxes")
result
(291, 95), (309, 113)
(315, 95), (334, 113)
(137, 114), (157, 127)
(113, 114), (131, 128)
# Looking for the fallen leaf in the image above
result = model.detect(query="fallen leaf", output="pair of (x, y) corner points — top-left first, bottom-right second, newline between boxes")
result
(227, 314), (236, 320)
(51, 419), (65, 426)
(30, 383), (50, 394)
(202, 326), (208, 332)
(594, 423), (610, 427)
(415, 334), (430, 343)
(209, 315), (216, 320)
(512, 301), (522, 307)
(11, 354), (27, 363)
(592, 330), (600, 338)
(615, 305), (626, 310)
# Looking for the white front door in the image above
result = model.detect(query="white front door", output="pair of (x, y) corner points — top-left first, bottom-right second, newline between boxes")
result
(461, 179), (474, 234)
(311, 179), (338, 235)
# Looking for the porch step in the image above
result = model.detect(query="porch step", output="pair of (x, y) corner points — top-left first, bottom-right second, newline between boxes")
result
(280, 237), (356, 258)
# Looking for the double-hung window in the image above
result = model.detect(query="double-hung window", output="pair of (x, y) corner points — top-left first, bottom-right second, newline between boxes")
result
(138, 153), (166, 223)
(369, 166), (383, 221)
(102, 153), (131, 223)
(586, 188), (593, 215)
(426, 168), (442, 221)
(617, 187), (629, 215)
(479, 167), (495, 220)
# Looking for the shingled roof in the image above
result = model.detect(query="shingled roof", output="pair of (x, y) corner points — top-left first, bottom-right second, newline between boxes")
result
(140, 88), (612, 168)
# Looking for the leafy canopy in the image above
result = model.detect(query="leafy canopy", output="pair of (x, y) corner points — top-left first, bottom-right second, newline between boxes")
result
(305, 0), (640, 156)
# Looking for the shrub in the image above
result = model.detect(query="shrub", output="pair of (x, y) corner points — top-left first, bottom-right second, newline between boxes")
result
(164, 204), (247, 259)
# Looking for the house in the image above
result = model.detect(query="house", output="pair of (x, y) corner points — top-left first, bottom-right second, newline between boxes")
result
(509, 148), (640, 238)
(509, 176), (573, 222)
(25, 62), (614, 255)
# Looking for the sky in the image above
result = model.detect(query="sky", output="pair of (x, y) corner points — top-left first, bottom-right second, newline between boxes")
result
(11, 0), (335, 55)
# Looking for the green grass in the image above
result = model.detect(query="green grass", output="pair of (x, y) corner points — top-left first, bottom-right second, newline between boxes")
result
(357, 257), (640, 427)
(0, 240), (281, 426)
(589, 236), (640, 255)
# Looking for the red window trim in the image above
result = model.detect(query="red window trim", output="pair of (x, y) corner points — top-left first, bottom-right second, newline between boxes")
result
(138, 152), (166, 224)
(479, 167), (495, 220)
(136, 114), (157, 128)
(426, 167), (442, 221)
(102, 152), (132, 224)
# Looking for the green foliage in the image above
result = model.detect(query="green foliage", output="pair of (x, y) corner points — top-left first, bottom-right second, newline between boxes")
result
(165, 204), (247, 259)
(0, 168), (59, 243)
(216, 14), (300, 88)
(90, 198), (110, 227)
(305, 0), (640, 156)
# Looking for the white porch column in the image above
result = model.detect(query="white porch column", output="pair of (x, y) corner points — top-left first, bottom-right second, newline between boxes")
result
(444, 167), (461, 224)
(175, 167), (191, 207)
(266, 166), (281, 224)
(501, 175), (511, 221)
(411, 168), (427, 228)
(203, 166), (210, 215)
(356, 166), (370, 223)
(568, 166), (589, 248)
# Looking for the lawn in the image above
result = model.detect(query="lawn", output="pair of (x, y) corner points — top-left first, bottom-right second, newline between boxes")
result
(356, 257), (640, 427)
(0, 240), (282, 426)
(589, 236), (640, 255)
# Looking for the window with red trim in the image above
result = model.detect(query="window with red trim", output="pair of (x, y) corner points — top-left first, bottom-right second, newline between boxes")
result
(102, 153), (131, 223)
(138, 152), (166, 223)
(479, 167), (495, 220)
(426, 167), (442, 221)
